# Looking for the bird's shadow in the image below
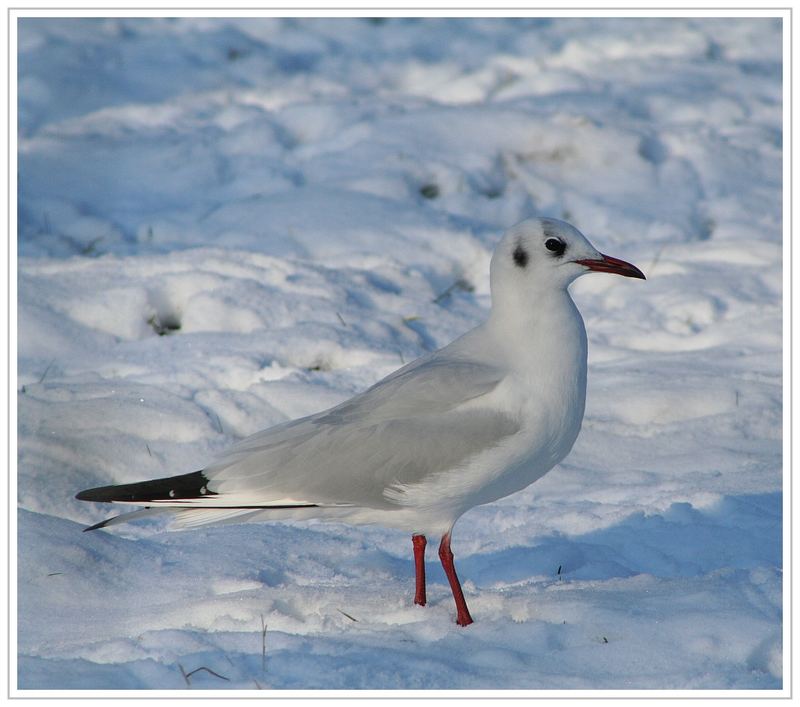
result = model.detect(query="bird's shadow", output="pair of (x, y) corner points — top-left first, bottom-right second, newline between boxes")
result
(452, 492), (781, 587)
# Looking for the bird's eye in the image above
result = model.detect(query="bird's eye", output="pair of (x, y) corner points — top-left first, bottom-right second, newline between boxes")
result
(545, 238), (566, 256)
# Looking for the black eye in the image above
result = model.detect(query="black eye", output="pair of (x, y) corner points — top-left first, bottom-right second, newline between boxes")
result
(545, 238), (566, 257)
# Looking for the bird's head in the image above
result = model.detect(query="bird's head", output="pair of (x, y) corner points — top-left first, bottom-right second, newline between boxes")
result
(490, 217), (645, 303)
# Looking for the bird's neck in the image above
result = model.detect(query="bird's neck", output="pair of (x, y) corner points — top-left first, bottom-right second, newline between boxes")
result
(486, 285), (588, 373)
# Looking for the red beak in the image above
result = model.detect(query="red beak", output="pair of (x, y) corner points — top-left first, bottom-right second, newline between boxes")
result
(575, 253), (646, 280)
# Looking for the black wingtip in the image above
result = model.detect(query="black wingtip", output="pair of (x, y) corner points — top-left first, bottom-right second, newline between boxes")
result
(75, 470), (215, 504)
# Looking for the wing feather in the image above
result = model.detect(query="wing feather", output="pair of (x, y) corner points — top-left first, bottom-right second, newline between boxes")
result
(203, 354), (519, 509)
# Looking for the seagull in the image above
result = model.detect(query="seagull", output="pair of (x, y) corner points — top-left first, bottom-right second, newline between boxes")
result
(76, 217), (644, 626)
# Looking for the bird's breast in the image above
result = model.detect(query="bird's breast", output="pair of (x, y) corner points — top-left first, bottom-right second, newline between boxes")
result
(458, 327), (588, 508)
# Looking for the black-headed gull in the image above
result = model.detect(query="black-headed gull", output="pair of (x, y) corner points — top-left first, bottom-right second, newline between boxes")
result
(77, 217), (644, 626)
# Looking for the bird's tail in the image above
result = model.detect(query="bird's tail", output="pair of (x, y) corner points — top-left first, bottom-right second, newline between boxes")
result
(81, 507), (173, 532)
(75, 469), (323, 532)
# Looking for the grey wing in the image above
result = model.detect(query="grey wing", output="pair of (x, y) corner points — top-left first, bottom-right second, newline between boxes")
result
(202, 354), (520, 509)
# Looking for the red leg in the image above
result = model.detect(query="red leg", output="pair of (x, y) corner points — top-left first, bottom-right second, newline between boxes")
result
(412, 534), (427, 606)
(438, 532), (474, 626)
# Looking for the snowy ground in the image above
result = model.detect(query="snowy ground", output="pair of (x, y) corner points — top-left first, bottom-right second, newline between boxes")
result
(16, 16), (783, 691)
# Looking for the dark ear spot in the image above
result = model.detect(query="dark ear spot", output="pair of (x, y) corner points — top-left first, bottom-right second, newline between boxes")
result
(513, 243), (529, 268)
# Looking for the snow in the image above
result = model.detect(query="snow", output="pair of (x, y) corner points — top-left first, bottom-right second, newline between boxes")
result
(15, 15), (783, 692)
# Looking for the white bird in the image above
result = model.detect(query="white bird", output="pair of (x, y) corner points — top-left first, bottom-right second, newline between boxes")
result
(76, 217), (644, 626)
